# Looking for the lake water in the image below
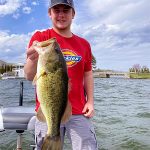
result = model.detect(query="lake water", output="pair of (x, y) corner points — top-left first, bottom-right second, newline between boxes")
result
(0, 78), (150, 150)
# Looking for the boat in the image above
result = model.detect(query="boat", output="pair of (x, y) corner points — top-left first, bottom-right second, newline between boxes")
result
(1, 73), (25, 79)
(0, 81), (36, 149)
(1, 73), (18, 79)
(0, 106), (35, 131)
(0, 106), (36, 150)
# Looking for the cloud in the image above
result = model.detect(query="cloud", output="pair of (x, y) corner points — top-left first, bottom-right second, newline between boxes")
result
(12, 13), (20, 19)
(84, 0), (150, 22)
(0, 30), (31, 63)
(31, 1), (39, 6)
(0, 0), (149, 71)
(27, 17), (36, 24)
(0, 0), (22, 16)
(0, 0), (35, 17)
(22, 6), (32, 14)
(71, 0), (150, 70)
(78, 22), (150, 70)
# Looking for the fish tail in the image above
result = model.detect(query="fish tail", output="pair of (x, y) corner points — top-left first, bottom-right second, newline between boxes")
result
(42, 134), (62, 150)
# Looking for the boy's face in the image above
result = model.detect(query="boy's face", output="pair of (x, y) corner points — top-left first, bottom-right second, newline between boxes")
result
(49, 4), (75, 31)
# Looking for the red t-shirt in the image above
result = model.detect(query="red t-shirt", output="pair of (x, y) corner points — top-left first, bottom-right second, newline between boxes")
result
(28, 28), (92, 114)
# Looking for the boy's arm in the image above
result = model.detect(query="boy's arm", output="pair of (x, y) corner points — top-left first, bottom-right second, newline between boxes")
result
(82, 70), (95, 118)
(24, 42), (39, 81)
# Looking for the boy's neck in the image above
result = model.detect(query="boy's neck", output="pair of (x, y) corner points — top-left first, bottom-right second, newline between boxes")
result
(53, 27), (73, 38)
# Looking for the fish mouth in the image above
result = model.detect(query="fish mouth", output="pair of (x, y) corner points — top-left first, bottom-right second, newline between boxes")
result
(37, 38), (56, 47)
(34, 38), (57, 55)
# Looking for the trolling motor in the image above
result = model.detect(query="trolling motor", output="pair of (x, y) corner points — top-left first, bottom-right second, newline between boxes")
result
(0, 81), (36, 150)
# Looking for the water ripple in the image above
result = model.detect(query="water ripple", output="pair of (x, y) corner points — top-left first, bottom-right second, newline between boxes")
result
(0, 78), (150, 149)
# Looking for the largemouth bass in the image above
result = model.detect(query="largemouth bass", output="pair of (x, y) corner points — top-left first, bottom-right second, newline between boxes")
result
(33, 38), (71, 150)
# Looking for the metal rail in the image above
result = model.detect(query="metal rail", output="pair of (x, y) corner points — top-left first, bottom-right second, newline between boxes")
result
(16, 81), (24, 150)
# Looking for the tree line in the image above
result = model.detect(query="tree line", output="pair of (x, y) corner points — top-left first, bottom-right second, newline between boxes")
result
(129, 64), (149, 73)
(0, 65), (14, 74)
(92, 54), (96, 70)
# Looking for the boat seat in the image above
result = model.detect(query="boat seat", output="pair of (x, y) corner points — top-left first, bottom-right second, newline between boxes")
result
(0, 106), (35, 131)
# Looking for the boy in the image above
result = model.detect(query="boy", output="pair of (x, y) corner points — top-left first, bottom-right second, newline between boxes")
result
(24, 0), (98, 149)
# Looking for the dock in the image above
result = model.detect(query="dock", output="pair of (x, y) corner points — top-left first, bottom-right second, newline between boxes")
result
(93, 71), (129, 78)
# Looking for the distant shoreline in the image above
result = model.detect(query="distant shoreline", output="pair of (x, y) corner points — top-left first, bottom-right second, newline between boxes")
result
(129, 73), (150, 79)
(93, 71), (150, 79)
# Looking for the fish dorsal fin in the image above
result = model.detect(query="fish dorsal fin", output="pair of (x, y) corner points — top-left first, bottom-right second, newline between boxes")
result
(61, 100), (72, 124)
(32, 69), (47, 85)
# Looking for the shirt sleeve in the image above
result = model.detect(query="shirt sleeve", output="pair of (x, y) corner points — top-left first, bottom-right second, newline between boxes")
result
(84, 42), (92, 72)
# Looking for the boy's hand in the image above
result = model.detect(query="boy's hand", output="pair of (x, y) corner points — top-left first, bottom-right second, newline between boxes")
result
(27, 41), (39, 62)
(82, 101), (95, 118)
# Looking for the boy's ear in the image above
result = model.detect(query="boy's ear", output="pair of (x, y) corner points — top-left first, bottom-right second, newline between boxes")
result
(72, 11), (75, 19)
(48, 9), (51, 17)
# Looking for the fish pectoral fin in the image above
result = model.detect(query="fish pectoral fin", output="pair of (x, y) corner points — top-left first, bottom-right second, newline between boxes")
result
(32, 70), (47, 85)
(36, 106), (46, 122)
(32, 74), (37, 85)
(61, 100), (72, 124)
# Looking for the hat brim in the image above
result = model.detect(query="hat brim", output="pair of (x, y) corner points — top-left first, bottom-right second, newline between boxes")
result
(49, 2), (74, 9)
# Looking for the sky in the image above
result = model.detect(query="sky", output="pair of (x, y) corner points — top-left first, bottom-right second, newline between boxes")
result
(0, 0), (150, 71)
